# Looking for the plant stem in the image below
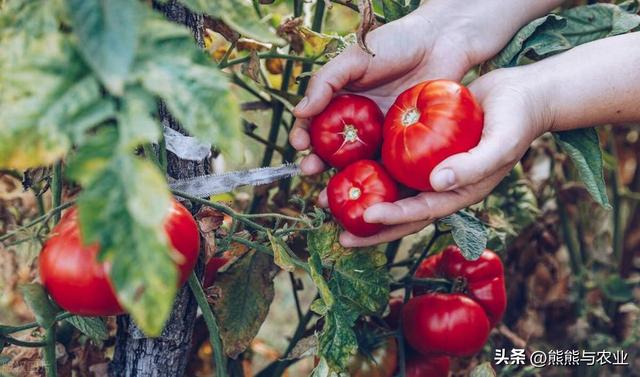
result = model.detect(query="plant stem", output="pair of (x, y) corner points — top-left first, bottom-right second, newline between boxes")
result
(51, 161), (63, 224)
(385, 240), (401, 266)
(0, 335), (47, 347)
(0, 312), (72, 336)
(159, 136), (168, 173)
(220, 52), (322, 69)
(188, 273), (227, 377)
(289, 272), (303, 320)
(43, 323), (57, 377)
(0, 202), (74, 243)
(608, 134), (624, 264)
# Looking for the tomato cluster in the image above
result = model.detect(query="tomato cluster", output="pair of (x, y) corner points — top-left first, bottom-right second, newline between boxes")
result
(309, 81), (483, 237)
(39, 199), (200, 316)
(403, 246), (506, 358)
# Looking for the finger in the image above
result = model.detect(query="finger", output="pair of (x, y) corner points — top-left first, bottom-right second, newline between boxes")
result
(340, 220), (431, 247)
(317, 188), (328, 208)
(299, 154), (327, 176)
(289, 118), (310, 151)
(364, 168), (508, 225)
(293, 46), (369, 118)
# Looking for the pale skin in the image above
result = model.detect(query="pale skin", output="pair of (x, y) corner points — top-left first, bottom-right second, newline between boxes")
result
(289, 0), (640, 247)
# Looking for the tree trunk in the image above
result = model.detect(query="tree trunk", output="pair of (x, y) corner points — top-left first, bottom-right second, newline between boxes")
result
(109, 3), (207, 376)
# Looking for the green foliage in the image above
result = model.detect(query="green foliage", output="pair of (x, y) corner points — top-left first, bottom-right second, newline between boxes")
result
(20, 284), (60, 329)
(439, 211), (489, 261)
(307, 225), (390, 372)
(65, 316), (109, 341)
(210, 249), (278, 358)
(268, 231), (296, 272)
(381, 0), (409, 22)
(555, 129), (611, 208)
(471, 362), (497, 377)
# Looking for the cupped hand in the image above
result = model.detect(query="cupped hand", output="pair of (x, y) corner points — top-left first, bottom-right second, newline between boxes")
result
(289, 12), (476, 175)
(326, 67), (551, 247)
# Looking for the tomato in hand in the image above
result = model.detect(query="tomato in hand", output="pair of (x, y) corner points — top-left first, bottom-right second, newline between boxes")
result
(402, 293), (490, 357)
(39, 199), (200, 316)
(310, 94), (384, 169)
(415, 246), (506, 325)
(327, 160), (398, 237)
(381, 80), (483, 191)
(347, 337), (398, 377)
(405, 354), (450, 377)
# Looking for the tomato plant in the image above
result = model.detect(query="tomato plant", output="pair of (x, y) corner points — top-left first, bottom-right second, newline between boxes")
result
(327, 160), (399, 237)
(381, 80), (484, 191)
(347, 337), (398, 377)
(39, 199), (200, 316)
(310, 94), (384, 169)
(415, 246), (507, 325)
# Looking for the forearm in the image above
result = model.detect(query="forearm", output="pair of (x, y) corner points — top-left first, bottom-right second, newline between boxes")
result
(414, 0), (565, 63)
(526, 32), (640, 132)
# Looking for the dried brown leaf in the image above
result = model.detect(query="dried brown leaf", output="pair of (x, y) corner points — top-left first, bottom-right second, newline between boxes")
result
(356, 0), (376, 55)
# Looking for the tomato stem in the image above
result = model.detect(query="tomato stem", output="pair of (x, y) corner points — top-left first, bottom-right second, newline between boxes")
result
(401, 108), (420, 127)
(348, 187), (362, 200)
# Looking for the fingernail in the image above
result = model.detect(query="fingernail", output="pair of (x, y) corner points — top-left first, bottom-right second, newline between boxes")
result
(431, 169), (456, 191)
(294, 97), (309, 113)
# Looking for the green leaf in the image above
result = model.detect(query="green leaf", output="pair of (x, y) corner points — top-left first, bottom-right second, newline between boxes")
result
(554, 128), (611, 208)
(308, 251), (335, 309)
(329, 248), (390, 315)
(308, 223), (348, 262)
(561, 3), (640, 45)
(139, 58), (240, 153)
(381, 0), (409, 22)
(487, 14), (567, 69)
(439, 211), (488, 261)
(267, 231), (296, 272)
(20, 283), (60, 328)
(600, 275), (635, 303)
(117, 88), (161, 151)
(211, 249), (278, 358)
(72, 147), (174, 336)
(67, 0), (140, 94)
(65, 316), (109, 341)
(181, 0), (284, 45)
(317, 301), (358, 371)
(470, 362), (497, 377)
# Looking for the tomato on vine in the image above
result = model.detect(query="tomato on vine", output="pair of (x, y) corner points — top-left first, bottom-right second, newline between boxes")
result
(405, 354), (451, 377)
(327, 160), (398, 237)
(381, 80), (484, 191)
(39, 199), (200, 316)
(310, 94), (384, 169)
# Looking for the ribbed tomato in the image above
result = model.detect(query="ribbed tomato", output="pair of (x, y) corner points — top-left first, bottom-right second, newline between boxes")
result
(310, 94), (384, 169)
(381, 80), (483, 191)
(39, 199), (200, 316)
(327, 160), (398, 237)
(402, 293), (490, 357)
(415, 246), (507, 325)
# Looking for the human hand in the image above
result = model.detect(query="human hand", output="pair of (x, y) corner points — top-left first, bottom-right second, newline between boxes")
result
(327, 66), (550, 247)
(289, 11), (476, 175)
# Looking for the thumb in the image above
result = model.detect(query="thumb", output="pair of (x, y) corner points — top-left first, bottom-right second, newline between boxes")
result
(293, 46), (369, 118)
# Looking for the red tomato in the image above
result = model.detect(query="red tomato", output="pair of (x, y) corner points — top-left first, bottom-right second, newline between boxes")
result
(405, 354), (450, 377)
(402, 293), (490, 357)
(39, 199), (200, 316)
(415, 246), (506, 325)
(310, 94), (384, 169)
(327, 160), (398, 237)
(347, 337), (398, 377)
(203, 256), (229, 288)
(381, 80), (483, 191)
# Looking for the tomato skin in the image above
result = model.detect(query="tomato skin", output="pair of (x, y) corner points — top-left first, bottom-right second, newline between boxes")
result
(381, 80), (483, 191)
(310, 94), (384, 169)
(347, 337), (398, 377)
(405, 354), (450, 377)
(402, 293), (490, 357)
(203, 257), (229, 288)
(327, 160), (398, 237)
(415, 246), (506, 326)
(39, 199), (200, 316)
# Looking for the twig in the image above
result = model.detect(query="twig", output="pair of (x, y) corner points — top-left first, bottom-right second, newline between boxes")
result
(51, 162), (63, 225)
(0, 201), (74, 243)
(43, 324), (57, 377)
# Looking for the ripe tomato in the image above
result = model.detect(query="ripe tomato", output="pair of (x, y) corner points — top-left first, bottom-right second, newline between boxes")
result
(39, 199), (200, 316)
(402, 293), (490, 357)
(310, 94), (384, 169)
(381, 80), (483, 191)
(405, 354), (450, 377)
(415, 246), (506, 325)
(203, 256), (229, 288)
(347, 337), (398, 377)
(327, 160), (398, 237)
